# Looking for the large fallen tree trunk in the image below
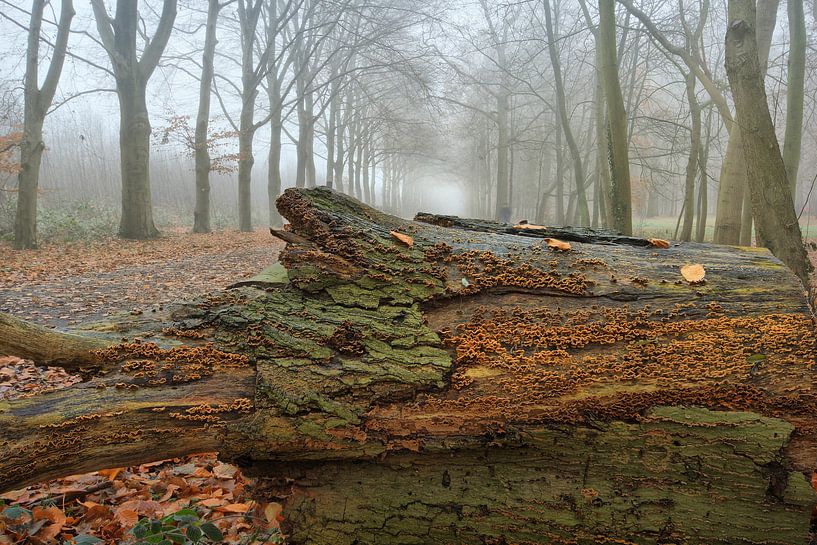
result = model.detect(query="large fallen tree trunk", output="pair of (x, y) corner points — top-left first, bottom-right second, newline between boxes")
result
(2, 187), (816, 544)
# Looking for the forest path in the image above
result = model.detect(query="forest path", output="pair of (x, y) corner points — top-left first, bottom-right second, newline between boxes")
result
(0, 229), (282, 327)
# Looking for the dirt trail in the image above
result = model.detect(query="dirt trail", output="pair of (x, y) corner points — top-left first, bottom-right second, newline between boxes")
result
(0, 229), (282, 327)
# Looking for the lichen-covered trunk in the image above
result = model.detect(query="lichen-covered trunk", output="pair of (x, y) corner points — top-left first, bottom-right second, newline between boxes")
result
(2, 188), (816, 544)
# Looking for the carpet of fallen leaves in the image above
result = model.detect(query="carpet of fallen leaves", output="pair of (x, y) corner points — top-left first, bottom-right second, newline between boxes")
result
(0, 229), (284, 545)
(0, 228), (281, 326)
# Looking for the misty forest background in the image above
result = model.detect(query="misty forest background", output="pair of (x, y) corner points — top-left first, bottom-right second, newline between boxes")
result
(1, 0), (817, 249)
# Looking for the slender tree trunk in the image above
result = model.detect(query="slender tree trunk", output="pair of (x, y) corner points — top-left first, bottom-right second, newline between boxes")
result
(193, 0), (220, 234)
(347, 132), (357, 200)
(295, 89), (308, 189)
(362, 135), (371, 205)
(599, 0), (632, 235)
(13, 0), (74, 249)
(495, 91), (511, 222)
(237, 93), (255, 232)
(783, 0), (806, 198)
(725, 0), (812, 285)
(305, 90), (316, 188)
(369, 148), (376, 206)
(555, 131), (565, 225)
(325, 81), (338, 189)
(593, 49), (612, 229)
(695, 109), (712, 243)
(680, 73), (701, 242)
(14, 120), (45, 249)
(544, 0), (589, 226)
(267, 105), (283, 227)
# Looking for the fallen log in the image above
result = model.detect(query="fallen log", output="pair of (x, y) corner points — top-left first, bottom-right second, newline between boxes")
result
(1, 187), (816, 544)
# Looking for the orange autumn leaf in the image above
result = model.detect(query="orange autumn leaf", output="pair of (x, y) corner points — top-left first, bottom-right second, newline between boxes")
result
(97, 467), (123, 481)
(216, 502), (252, 513)
(512, 223), (548, 230)
(681, 263), (706, 283)
(35, 522), (64, 541)
(648, 238), (670, 249)
(198, 498), (225, 508)
(114, 508), (139, 526)
(389, 231), (414, 247)
(544, 238), (571, 251)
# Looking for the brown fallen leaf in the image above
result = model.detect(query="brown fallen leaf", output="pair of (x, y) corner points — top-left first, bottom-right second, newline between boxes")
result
(544, 238), (572, 251)
(32, 506), (67, 527)
(512, 224), (548, 230)
(648, 238), (670, 249)
(389, 231), (414, 247)
(216, 502), (252, 513)
(114, 508), (139, 526)
(680, 263), (706, 283)
(198, 498), (225, 508)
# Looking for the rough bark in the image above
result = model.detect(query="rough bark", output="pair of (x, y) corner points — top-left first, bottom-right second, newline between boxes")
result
(725, 0), (812, 285)
(2, 188), (817, 544)
(13, 0), (74, 250)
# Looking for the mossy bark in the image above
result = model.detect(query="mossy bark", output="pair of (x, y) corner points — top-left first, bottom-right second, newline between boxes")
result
(1, 188), (816, 544)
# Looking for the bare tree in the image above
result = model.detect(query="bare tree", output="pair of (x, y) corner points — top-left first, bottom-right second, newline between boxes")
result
(90, 0), (178, 239)
(193, 0), (234, 233)
(544, 0), (589, 226)
(13, 0), (74, 249)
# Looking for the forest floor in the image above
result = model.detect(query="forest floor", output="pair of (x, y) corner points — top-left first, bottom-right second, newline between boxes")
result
(0, 229), (285, 545)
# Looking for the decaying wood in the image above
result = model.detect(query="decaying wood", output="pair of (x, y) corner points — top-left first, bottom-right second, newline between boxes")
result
(1, 187), (816, 544)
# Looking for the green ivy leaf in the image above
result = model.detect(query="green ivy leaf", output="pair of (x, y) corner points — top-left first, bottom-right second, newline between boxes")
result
(1, 505), (31, 520)
(200, 522), (224, 542)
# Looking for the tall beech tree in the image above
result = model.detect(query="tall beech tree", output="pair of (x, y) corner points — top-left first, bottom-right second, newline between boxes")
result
(90, 0), (178, 240)
(13, 0), (74, 249)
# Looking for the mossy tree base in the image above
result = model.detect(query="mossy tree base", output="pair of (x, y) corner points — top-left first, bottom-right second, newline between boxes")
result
(0, 188), (815, 544)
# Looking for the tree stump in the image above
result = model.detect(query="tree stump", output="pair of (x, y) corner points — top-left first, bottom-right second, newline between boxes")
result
(1, 187), (815, 544)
